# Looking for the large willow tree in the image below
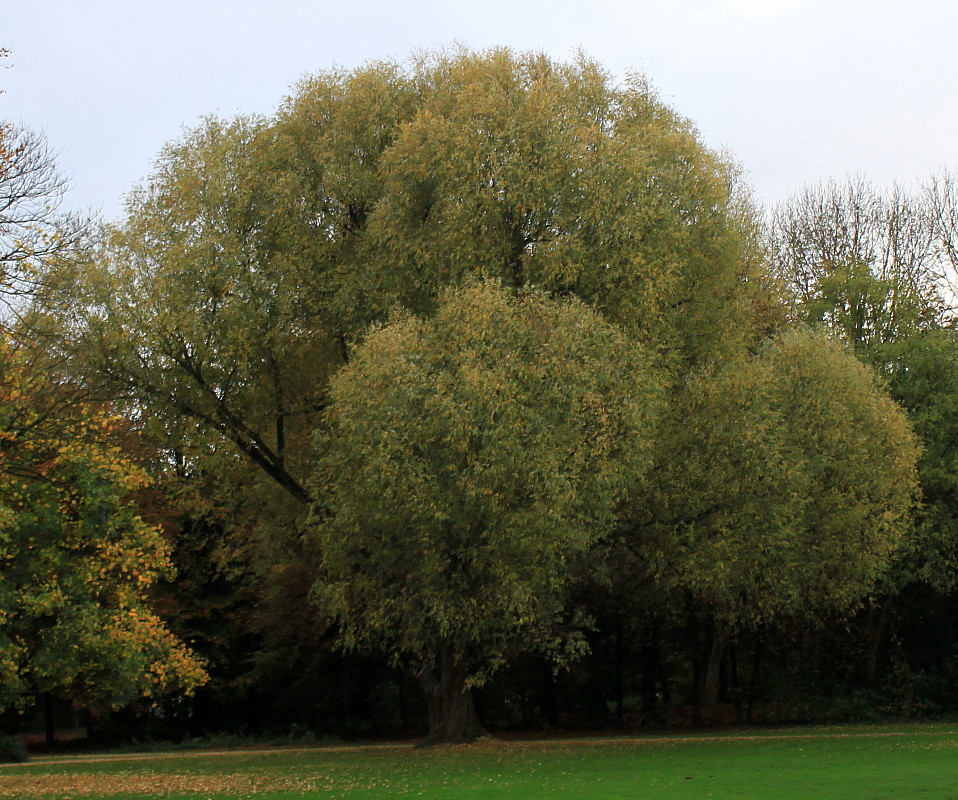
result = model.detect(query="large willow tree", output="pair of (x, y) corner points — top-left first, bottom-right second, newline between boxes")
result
(61, 48), (921, 743)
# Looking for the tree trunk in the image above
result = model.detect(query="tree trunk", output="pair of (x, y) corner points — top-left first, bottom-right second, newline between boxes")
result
(688, 610), (704, 726)
(615, 619), (625, 727)
(44, 693), (55, 749)
(746, 633), (762, 725)
(728, 643), (740, 720)
(541, 661), (559, 727)
(865, 599), (891, 688)
(417, 644), (486, 746)
(397, 676), (410, 730)
(702, 623), (726, 722)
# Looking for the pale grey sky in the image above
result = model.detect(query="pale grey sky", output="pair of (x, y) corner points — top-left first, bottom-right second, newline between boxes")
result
(4, 0), (956, 220)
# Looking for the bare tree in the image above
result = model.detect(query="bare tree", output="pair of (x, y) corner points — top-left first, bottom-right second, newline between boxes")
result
(923, 170), (958, 310)
(769, 177), (948, 348)
(0, 121), (87, 321)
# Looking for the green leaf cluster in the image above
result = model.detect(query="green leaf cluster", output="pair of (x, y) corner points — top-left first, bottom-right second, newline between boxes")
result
(310, 282), (661, 682)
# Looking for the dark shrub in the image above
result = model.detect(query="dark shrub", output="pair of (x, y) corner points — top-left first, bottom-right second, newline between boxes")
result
(0, 734), (28, 763)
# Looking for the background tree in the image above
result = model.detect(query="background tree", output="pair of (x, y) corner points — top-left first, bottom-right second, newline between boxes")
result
(769, 177), (947, 353)
(762, 176), (958, 710)
(923, 169), (958, 311)
(310, 282), (661, 744)
(634, 330), (918, 714)
(0, 120), (206, 743)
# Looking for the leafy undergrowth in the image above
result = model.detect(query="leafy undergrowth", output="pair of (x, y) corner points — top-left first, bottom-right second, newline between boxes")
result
(2, 725), (958, 799)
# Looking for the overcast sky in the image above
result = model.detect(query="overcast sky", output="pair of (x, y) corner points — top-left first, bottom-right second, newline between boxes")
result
(4, 0), (956, 221)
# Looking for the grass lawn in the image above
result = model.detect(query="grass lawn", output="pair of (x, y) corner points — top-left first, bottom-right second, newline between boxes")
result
(2, 724), (957, 799)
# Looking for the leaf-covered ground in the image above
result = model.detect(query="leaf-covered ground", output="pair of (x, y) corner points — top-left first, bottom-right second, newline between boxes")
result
(0, 771), (320, 797)
(2, 726), (958, 799)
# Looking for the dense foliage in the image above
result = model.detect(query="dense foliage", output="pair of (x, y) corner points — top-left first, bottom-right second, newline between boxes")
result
(646, 329), (917, 626)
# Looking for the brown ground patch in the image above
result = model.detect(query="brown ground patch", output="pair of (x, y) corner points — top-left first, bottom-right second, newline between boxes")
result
(0, 771), (334, 798)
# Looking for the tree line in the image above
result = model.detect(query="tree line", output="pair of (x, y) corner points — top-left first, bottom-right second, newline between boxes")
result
(2, 48), (957, 747)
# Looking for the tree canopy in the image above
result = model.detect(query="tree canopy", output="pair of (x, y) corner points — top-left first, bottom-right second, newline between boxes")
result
(69, 48), (766, 508)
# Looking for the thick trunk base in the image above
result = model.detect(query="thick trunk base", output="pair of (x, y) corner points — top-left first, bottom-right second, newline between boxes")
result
(417, 649), (487, 746)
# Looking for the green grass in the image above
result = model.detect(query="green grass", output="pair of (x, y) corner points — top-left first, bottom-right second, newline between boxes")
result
(2, 724), (958, 799)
